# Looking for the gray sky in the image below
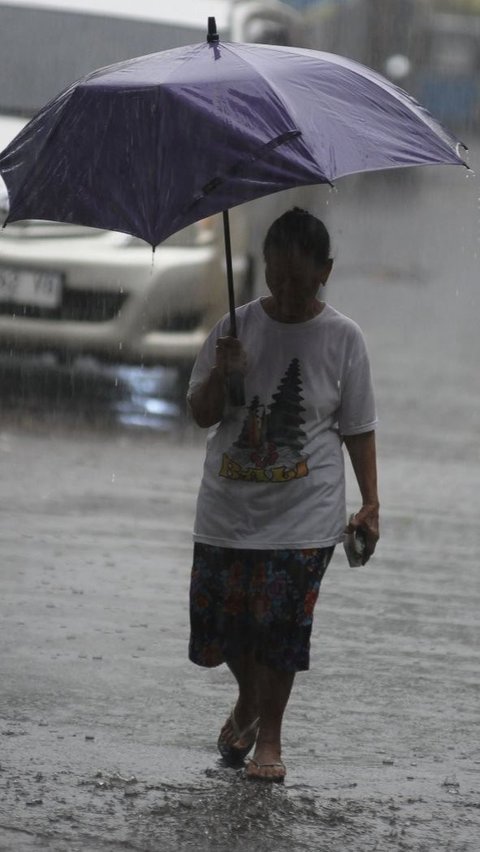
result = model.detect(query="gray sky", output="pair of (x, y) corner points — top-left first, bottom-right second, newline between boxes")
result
(0, 0), (230, 27)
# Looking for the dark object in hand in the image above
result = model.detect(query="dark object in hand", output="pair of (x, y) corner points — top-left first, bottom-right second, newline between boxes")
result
(343, 516), (367, 566)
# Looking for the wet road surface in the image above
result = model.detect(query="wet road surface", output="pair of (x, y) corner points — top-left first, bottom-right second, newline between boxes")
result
(0, 354), (188, 434)
(1, 154), (480, 851)
(1, 422), (478, 852)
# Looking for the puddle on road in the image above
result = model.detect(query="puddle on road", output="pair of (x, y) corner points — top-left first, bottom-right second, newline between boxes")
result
(0, 771), (408, 852)
(3, 753), (478, 852)
(74, 777), (478, 852)
(0, 353), (188, 433)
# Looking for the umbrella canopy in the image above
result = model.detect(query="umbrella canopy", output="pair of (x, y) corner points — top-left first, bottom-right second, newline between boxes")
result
(0, 29), (467, 249)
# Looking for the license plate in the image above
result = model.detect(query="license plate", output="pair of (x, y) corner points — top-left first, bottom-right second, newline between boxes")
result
(0, 267), (63, 309)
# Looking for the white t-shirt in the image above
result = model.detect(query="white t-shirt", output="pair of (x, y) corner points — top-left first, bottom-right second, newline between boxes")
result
(188, 299), (377, 550)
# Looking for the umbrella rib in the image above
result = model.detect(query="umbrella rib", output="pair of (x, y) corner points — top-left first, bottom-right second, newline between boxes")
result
(221, 42), (304, 131)
(186, 130), (304, 210)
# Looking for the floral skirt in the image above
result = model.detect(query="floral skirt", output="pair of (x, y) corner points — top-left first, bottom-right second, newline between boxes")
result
(189, 543), (334, 673)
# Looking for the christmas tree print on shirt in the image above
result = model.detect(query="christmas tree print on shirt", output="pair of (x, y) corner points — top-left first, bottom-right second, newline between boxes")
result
(219, 359), (309, 483)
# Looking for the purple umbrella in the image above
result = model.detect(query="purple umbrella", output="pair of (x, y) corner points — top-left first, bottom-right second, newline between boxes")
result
(0, 18), (467, 400)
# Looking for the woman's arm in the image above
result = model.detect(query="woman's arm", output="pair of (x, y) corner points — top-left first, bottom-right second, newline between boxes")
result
(189, 366), (226, 428)
(189, 336), (247, 428)
(343, 430), (380, 563)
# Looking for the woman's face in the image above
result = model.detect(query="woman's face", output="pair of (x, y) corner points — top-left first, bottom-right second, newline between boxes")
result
(265, 245), (331, 321)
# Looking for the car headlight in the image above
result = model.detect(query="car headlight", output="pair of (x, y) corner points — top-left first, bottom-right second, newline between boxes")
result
(0, 179), (9, 226)
(126, 217), (218, 249)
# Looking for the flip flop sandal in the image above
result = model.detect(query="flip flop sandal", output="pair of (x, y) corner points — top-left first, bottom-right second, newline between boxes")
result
(245, 758), (286, 783)
(217, 708), (259, 766)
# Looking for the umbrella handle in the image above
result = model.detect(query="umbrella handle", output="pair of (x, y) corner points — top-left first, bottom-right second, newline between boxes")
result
(223, 210), (245, 407)
(227, 372), (245, 408)
(227, 370), (246, 407)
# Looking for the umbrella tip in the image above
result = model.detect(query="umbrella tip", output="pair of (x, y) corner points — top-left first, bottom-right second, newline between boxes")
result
(207, 17), (219, 43)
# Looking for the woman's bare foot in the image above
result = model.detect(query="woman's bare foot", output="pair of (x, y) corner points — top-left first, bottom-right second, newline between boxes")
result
(217, 700), (259, 764)
(221, 657), (293, 777)
(224, 697), (258, 744)
(245, 740), (286, 782)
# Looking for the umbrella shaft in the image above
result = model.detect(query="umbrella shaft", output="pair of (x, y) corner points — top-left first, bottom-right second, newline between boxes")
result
(222, 210), (245, 407)
(222, 210), (237, 338)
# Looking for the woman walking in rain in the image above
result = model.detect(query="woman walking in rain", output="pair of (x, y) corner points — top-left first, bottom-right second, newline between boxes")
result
(188, 208), (379, 782)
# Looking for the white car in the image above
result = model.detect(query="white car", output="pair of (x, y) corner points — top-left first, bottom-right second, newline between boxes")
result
(0, 115), (251, 369)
